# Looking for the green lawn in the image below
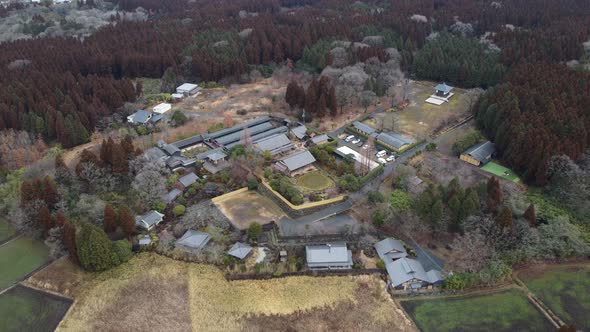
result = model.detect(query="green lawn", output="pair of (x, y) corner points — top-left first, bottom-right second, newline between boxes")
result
(295, 171), (335, 192)
(401, 289), (553, 332)
(0, 237), (50, 290)
(0, 221), (16, 242)
(482, 162), (520, 183)
(0, 285), (72, 332)
(520, 264), (590, 330)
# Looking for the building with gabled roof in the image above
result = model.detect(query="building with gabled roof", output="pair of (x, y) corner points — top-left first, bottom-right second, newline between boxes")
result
(352, 121), (376, 136)
(376, 132), (413, 151)
(161, 189), (182, 204)
(127, 110), (153, 124)
(178, 173), (199, 189)
(374, 238), (408, 261)
(385, 257), (443, 290)
(176, 230), (211, 250)
(176, 83), (200, 96)
(227, 242), (253, 260)
(460, 141), (495, 166)
(310, 134), (330, 145)
(306, 242), (353, 270)
(136, 210), (165, 230)
(290, 125), (308, 140)
(276, 149), (316, 175)
(255, 133), (294, 156)
(153, 103), (172, 114)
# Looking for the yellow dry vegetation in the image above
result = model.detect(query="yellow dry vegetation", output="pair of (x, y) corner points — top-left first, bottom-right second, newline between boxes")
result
(54, 253), (402, 331)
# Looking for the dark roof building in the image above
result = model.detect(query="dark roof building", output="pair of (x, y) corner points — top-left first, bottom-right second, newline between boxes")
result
(374, 238), (408, 261)
(376, 132), (413, 151)
(352, 121), (376, 135)
(176, 230), (211, 250)
(310, 134), (330, 145)
(227, 242), (253, 260)
(162, 143), (181, 156)
(306, 242), (353, 270)
(127, 110), (153, 124)
(136, 210), (165, 230)
(460, 141), (495, 166)
(291, 125), (308, 140)
(161, 188), (182, 204)
(172, 135), (204, 150)
(255, 134), (294, 156)
(277, 150), (316, 174)
(434, 82), (453, 96)
(178, 173), (199, 188)
(385, 258), (443, 289)
(225, 126), (289, 149)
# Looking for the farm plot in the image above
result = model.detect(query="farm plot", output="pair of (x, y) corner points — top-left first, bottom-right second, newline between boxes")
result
(519, 263), (590, 330)
(53, 253), (415, 331)
(0, 285), (72, 332)
(401, 289), (553, 332)
(482, 162), (520, 183)
(294, 171), (335, 192)
(0, 220), (16, 243)
(0, 237), (49, 290)
(214, 190), (285, 229)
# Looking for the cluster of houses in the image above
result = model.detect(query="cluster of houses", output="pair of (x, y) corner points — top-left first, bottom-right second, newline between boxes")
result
(351, 121), (414, 153)
(127, 82), (200, 125)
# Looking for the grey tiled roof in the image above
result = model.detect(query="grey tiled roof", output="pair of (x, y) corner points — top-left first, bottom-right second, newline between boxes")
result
(172, 135), (203, 150)
(129, 110), (152, 124)
(255, 134), (293, 155)
(162, 144), (181, 156)
(385, 258), (442, 287)
(214, 122), (274, 146)
(352, 121), (376, 135)
(376, 132), (413, 149)
(311, 134), (330, 144)
(177, 230), (211, 249)
(306, 242), (353, 268)
(161, 189), (182, 204)
(179, 173), (199, 187)
(145, 147), (167, 160)
(227, 242), (252, 259)
(278, 150), (316, 172)
(205, 116), (270, 140)
(207, 151), (227, 161)
(463, 141), (495, 164)
(291, 125), (308, 139)
(136, 210), (164, 229)
(374, 238), (408, 261)
(226, 126), (289, 149)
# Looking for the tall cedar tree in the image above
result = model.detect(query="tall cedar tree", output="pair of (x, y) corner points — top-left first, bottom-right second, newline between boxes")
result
(119, 206), (135, 238)
(63, 219), (78, 263)
(496, 206), (514, 230)
(524, 204), (536, 227)
(121, 135), (135, 157)
(111, 144), (129, 174)
(100, 137), (114, 165)
(486, 177), (502, 213)
(103, 204), (118, 233)
(37, 206), (54, 234)
(42, 177), (60, 209)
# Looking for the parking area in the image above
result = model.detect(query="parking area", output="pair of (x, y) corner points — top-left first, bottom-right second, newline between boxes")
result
(336, 133), (397, 166)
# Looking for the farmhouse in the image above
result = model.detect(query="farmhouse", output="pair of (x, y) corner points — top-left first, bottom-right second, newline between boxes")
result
(385, 258), (443, 290)
(176, 230), (211, 250)
(352, 121), (376, 136)
(254, 133), (294, 156)
(144, 147), (168, 161)
(290, 125), (308, 140)
(161, 143), (181, 157)
(135, 210), (164, 230)
(275, 149), (316, 176)
(306, 242), (353, 270)
(460, 141), (495, 166)
(176, 83), (200, 97)
(153, 103), (172, 114)
(227, 242), (253, 260)
(310, 134), (330, 145)
(374, 238), (408, 261)
(178, 172), (199, 189)
(375, 132), (413, 152)
(161, 188), (182, 204)
(127, 110), (156, 124)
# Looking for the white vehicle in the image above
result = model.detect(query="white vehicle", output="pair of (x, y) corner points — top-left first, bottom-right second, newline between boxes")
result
(344, 135), (355, 142)
(377, 158), (387, 164)
(362, 144), (369, 150)
(386, 155), (396, 162)
(376, 150), (387, 158)
(352, 139), (361, 145)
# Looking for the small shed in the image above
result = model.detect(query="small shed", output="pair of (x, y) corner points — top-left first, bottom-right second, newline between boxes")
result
(153, 103), (172, 114)
(460, 141), (495, 166)
(227, 242), (253, 260)
(127, 110), (153, 124)
(176, 83), (199, 96)
(136, 210), (164, 230)
(176, 230), (211, 250)
(178, 173), (199, 189)
(434, 82), (453, 97)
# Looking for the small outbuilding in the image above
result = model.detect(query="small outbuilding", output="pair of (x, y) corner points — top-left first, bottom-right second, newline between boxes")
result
(161, 189), (182, 204)
(227, 242), (253, 260)
(460, 141), (495, 166)
(153, 103), (172, 114)
(352, 121), (376, 136)
(176, 83), (200, 97)
(176, 230), (211, 250)
(374, 238), (408, 261)
(127, 110), (153, 124)
(434, 82), (453, 97)
(178, 172), (199, 189)
(290, 125), (308, 140)
(310, 134), (330, 146)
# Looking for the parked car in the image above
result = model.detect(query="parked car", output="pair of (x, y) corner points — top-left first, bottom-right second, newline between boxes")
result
(377, 158), (387, 164)
(386, 155), (396, 162)
(362, 144), (369, 150)
(345, 135), (355, 142)
(376, 150), (387, 158)
(352, 139), (361, 145)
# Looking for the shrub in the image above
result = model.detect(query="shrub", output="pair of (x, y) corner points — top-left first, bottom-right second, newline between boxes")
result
(247, 222), (262, 240)
(173, 204), (186, 216)
(372, 209), (386, 226)
(247, 177), (259, 190)
(376, 259), (386, 270)
(76, 222), (116, 272)
(338, 174), (361, 192)
(264, 167), (272, 179)
(136, 125), (148, 136)
(425, 142), (437, 151)
(170, 110), (188, 127)
(152, 201), (166, 212)
(452, 131), (484, 155)
(368, 191), (385, 204)
(390, 189), (413, 212)
(111, 240), (132, 264)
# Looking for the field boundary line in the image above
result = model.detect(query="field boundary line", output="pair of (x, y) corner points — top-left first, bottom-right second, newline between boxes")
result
(514, 276), (566, 328)
(0, 233), (23, 248)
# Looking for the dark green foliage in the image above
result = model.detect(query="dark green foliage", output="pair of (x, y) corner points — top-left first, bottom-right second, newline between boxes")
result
(338, 174), (361, 192)
(372, 209), (386, 226)
(246, 222), (262, 240)
(376, 258), (386, 270)
(111, 240), (132, 265)
(425, 143), (437, 151)
(452, 131), (484, 156)
(352, 25), (401, 48)
(390, 189), (413, 212)
(368, 191), (385, 204)
(297, 38), (335, 72)
(414, 33), (506, 88)
(170, 110), (188, 127)
(229, 145), (246, 159)
(247, 177), (259, 190)
(76, 222), (116, 272)
(268, 172), (304, 205)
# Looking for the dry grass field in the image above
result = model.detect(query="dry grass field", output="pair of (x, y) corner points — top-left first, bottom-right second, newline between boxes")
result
(26, 254), (416, 332)
(214, 190), (284, 229)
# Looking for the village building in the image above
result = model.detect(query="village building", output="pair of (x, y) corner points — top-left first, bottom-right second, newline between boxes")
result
(425, 82), (455, 105)
(374, 238), (408, 261)
(153, 103), (172, 114)
(290, 125), (308, 140)
(275, 149), (316, 176)
(460, 141), (495, 166)
(177, 172), (199, 189)
(176, 230), (211, 250)
(351, 121), (376, 136)
(385, 257), (443, 290)
(335, 145), (379, 170)
(254, 133), (294, 156)
(310, 134), (330, 146)
(161, 189), (182, 204)
(127, 110), (154, 124)
(306, 242), (353, 270)
(135, 210), (164, 231)
(227, 242), (253, 260)
(375, 132), (413, 152)
(176, 83), (200, 97)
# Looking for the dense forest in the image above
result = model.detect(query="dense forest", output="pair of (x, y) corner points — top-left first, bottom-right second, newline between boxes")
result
(0, 0), (589, 177)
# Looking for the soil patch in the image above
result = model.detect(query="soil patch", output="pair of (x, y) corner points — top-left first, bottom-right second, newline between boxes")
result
(214, 190), (285, 229)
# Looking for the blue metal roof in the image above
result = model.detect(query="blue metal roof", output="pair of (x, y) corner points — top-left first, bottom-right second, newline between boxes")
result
(434, 82), (453, 93)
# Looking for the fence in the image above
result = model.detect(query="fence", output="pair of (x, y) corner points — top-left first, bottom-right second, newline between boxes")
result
(211, 187), (248, 203)
(226, 268), (383, 281)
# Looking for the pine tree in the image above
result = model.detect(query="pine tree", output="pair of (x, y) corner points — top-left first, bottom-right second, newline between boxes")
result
(496, 206), (513, 229)
(524, 204), (536, 227)
(76, 222), (114, 271)
(119, 206), (135, 238)
(37, 206), (54, 233)
(103, 204), (117, 233)
(121, 135), (134, 157)
(285, 80), (299, 108)
(111, 143), (128, 174)
(100, 137), (114, 165)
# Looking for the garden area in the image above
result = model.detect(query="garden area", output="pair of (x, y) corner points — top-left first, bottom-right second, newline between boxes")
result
(0, 285), (72, 332)
(519, 263), (590, 330)
(294, 170), (335, 192)
(0, 237), (49, 290)
(401, 289), (554, 332)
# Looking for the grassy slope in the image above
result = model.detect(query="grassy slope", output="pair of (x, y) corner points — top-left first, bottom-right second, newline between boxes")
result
(402, 289), (553, 332)
(0, 285), (71, 332)
(521, 265), (590, 330)
(0, 221), (16, 242)
(0, 237), (49, 290)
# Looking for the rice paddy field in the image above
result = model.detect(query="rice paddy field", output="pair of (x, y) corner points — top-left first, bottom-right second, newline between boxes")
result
(519, 263), (590, 330)
(0, 285), (72, 332)
(0, 220), (16, 242)
(34, 253), (416, 331)
(481, 162), (520, 183)
(401, 289), (553, 332)
(0, 237), (50, 290)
